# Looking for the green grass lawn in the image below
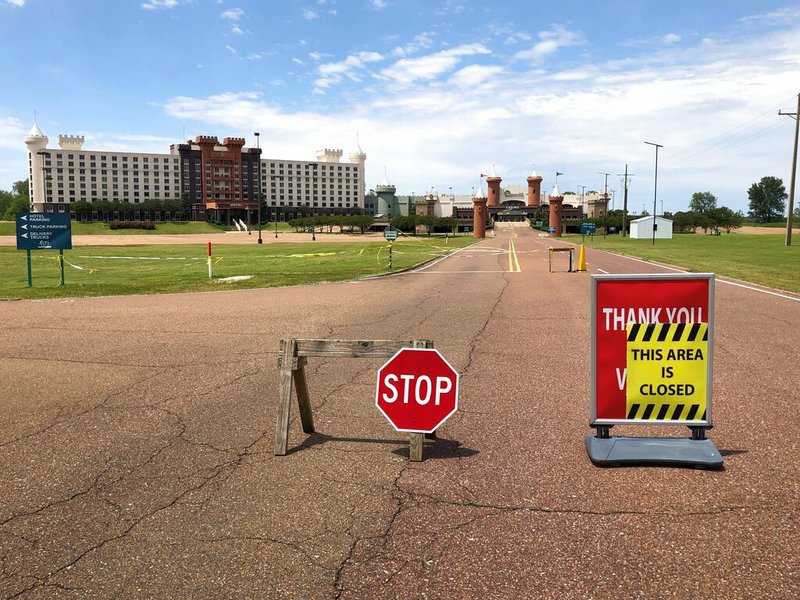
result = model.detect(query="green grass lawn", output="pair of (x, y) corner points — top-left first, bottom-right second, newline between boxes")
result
(570, 232), (800, 292)
(0, 236), (474, 300)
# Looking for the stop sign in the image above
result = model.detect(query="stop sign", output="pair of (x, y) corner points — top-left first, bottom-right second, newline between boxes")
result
(375, 348), (459, 433)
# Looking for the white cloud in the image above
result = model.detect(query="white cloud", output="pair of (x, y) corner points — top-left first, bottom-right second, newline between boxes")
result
(315, 51), (384, 90)
(5, 0), (27, 7)
(514, 25), (583, 62)
(738, 6), (800, 25)
(448, 64), (504, 88)
(116, 134), (179, 143)
(220, 7), (245, 34)
(663, 33), (681, 44)
(0, 116), (26, 150)
(370, 0), (387, 10)
(391, 32), (434, 57)
(141, 0), (180, 10)
(302, 8), (318, 20)
(221, 8), (244, 20)
(380, 44), (491, 85)
(225, 45), (236, 54)
(160, 22), (800, 215)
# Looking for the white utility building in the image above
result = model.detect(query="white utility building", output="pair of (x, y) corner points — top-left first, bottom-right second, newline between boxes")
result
(629, 215), (673, 239)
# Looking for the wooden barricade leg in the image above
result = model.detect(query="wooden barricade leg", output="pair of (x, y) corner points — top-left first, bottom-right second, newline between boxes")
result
(275, 339), (297, 455)
(293, 358), (315, 434)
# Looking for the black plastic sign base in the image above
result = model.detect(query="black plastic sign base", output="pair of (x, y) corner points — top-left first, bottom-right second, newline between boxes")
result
(585, 434), (724, 469)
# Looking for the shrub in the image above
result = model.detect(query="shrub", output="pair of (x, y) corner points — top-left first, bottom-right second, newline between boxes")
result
(107, 221), (157, 230)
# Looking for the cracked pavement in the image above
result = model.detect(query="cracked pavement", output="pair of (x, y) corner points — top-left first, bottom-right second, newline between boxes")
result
(0, 224), (798, 599)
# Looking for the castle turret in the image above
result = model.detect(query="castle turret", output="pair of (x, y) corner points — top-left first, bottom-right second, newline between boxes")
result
(58, 135), (85, 151)
(472, 187), (488, 238)
(548, 184), (564, 237)
(316, 148), (343, 163)
(349, 140), (367, 207)
(375, 174), (398, 217)
(485, 165), (502, 208)
(526, 168), (543, 207)
(25, 123), (50, 212)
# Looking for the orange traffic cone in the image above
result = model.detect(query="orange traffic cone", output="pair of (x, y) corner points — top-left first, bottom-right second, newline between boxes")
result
(577, 244), (587, 272)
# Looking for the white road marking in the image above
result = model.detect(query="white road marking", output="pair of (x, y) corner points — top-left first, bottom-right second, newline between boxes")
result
(602, 251), (800, 302)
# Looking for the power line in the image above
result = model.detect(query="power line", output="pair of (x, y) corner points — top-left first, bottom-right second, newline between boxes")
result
(662, 95), (796, 170)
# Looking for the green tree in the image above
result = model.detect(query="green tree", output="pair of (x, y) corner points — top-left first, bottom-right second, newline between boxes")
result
(708, 206), (743, 233)
(0, 190), (14, 217)
(0, 180), (31, 220)
(12, 180), (29, 198)
(672, 211), (695, 233)
(689, 191), (717, 214)
(748, 177), (787, 222)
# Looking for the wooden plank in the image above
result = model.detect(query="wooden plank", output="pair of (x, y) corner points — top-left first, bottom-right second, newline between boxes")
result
(409, 433), (424, 462)
(293, 364), (315, 434)
(274, 339), (297, 455)
(295, 339), (432, 358)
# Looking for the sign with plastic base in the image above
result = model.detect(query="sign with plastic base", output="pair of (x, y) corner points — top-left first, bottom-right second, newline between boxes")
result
(586, 273), (722, 469)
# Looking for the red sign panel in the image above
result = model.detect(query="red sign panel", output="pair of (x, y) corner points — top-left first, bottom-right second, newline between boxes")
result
(591, 274), (714, 425)
(376, 348), (459, 433)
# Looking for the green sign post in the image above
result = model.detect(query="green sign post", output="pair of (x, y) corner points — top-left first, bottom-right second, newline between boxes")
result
(16, 212), (72, 288)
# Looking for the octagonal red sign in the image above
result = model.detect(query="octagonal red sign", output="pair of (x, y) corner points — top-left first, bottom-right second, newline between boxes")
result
(375, 348), (459, 433)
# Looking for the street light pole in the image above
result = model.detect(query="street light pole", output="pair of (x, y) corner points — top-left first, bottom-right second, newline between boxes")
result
(311, 200), (316, 241)
(645, 141), (663, 246)
(255, 132), (262, 244)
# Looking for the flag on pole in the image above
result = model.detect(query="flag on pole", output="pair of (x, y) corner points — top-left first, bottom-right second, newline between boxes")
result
(480, 173), (487, 178)
(556, 171), (564, 176)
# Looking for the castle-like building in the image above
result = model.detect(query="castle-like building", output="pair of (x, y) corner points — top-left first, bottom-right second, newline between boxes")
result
(24, 123), (366, 223)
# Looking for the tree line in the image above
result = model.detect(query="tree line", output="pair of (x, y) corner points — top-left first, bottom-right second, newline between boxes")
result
(671, 176), (790, 233)
(288, 214), (374, 234)
(0, 180), (30, 220)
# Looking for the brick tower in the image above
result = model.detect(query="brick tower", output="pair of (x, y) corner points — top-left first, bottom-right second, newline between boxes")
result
(548, 184), (565, 237)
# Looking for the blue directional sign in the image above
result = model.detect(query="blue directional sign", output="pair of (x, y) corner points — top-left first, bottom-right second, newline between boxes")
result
(547, 226), (556, 233)
(581, 222), (597, 235)
(16, 212), (72, 250)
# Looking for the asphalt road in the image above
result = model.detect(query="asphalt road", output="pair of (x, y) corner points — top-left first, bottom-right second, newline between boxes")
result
(0, 224), (798, 599)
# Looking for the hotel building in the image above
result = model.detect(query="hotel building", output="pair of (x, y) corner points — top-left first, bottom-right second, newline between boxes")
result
(24, 123), (366, 223)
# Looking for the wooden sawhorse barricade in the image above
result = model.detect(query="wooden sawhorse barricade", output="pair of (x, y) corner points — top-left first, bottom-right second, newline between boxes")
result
(274, 338), (437, 461)
(548, 246), (574, 272)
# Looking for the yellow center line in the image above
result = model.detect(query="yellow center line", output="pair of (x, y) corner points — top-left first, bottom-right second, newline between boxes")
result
(507, 239), (522, 272)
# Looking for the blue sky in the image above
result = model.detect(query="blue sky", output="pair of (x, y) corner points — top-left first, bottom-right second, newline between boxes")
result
(1, 0), (799, 214)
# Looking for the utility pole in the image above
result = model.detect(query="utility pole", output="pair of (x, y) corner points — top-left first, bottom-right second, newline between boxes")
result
(599, 172), (610, 238)
(644, 141), (663, 246)
(779, 93), (799, 246)
(617, 165), (635, 237)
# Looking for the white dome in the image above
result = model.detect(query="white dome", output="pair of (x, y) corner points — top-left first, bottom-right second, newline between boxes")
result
(27, 122), (45, 137)
(551, 184), (561, 197)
